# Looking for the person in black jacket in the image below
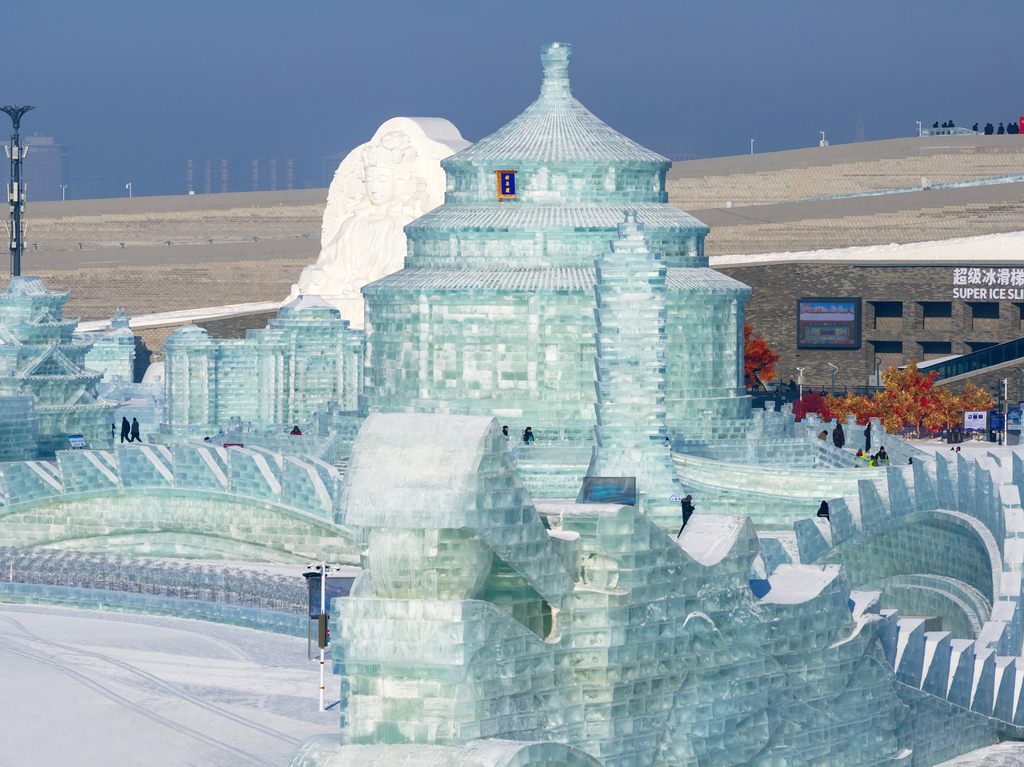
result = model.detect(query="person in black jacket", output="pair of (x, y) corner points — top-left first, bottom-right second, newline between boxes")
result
(998, 123), (1005, 135)
(817, 501), (830, 520)
(677, 495), (695, 537)
(985, 123), (995, 135)
(832, 424), (845, 449)
(522, 427), (535, 444)
(129, 418), (141, 443)
(120, 417), (131, 443)
(863, 424), (872, 453)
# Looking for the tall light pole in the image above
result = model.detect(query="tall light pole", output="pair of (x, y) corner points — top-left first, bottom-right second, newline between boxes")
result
(2, 105), (34, 278)
(59, 184), (66, 201)
(797, 367), (806, 403)
(1003, 378), (1009, 446)
(125, 182), (132, 198)
(916, 120), (922, 137)
(750, 139), (755, 155)
(827, 363), (839, 397)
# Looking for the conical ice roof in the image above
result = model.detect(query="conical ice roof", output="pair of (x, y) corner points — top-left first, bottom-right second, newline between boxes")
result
(448, 43), (667, 165)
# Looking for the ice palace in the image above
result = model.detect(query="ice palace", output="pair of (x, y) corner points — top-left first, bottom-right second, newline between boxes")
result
(3, 42), (1024, 767)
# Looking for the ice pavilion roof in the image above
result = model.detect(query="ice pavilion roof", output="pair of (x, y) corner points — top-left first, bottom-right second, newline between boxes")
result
(408, 201), (707, 233)
(446, 43), (667, 166)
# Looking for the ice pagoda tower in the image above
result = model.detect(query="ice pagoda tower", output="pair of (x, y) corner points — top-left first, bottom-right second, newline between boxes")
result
(362, 42), (751, 448)
(0, 276), (115, 455)
(584, 213), (684, 524)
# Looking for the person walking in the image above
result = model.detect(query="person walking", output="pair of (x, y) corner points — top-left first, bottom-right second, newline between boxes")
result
(120, 417), (131, 443)
(129, 417), (141, 443)
(832, 424), (845, 449)
(677, 495), (695, 537)
(863, 424), (872, 453)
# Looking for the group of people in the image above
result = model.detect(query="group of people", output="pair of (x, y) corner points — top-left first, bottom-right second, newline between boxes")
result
(934, 120), (1021, 135)
(817, 423), (847, 448)
(854, 446), (889, 466)
(114, 417), (141, 443)
(502, 425), (535, 444)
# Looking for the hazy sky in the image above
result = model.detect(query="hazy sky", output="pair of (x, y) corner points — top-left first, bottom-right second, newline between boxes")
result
(6, 1), (1022, 196)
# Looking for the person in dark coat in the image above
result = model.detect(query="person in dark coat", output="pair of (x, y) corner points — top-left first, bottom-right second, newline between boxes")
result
(110, 423), (115, 441)
(677, 495), (695, 537)
(290, 425), (302, 435)
(502, 425), (509, 438)
(998, 123), (1005, 135)
(985, 123), (995, 135)
(863, 424), (871, 453)
(120, 417), (131, 443)
(523, 427), (535, 444)
(129, 417), (140, 443)
(832, 424), (845, 449)
(972, 123), (979, 132)
(817, 501), (830, 520)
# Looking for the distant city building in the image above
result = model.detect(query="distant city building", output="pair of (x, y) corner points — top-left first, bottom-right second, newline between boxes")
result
(186, 158), (239, 194)
(249, 156), (304, 192)
(185, 156), (305, 193)
(68, 173), (106, 200)
(1, 134), (69, 202)
(323, 152), (346, 187)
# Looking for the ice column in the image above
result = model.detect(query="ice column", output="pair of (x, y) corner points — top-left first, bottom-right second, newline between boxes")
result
(582, 213), (683, 526)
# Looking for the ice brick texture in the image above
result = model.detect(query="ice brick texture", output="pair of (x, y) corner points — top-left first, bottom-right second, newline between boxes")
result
(0, 276), (116, 457)
(360, 42), (751, 439)
(0, 442), (356, 563)
(162, 297), (362, 435)
(317, 411), (1021, 767)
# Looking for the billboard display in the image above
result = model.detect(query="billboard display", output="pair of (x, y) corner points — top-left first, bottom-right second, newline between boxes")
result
(797, 298), (862, 350)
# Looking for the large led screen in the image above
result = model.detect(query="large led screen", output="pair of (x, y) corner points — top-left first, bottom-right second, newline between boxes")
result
(796, 298), (861, 350)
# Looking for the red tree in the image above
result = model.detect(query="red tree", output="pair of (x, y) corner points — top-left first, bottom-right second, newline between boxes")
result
(744, 322), (780, 389)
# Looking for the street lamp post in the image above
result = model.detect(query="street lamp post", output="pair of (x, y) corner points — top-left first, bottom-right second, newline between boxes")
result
(1, 105), (34, 278)
(125, 182), (132, 198)
(874, 356), (882, 388)
(916, 121), (922, 137)
(750, 139), (754, 155)
(1004, 378), (1009, 446)
(797, 367), (806, 403)
(827, 363), (839, 398)
(60, 184), (67, 201)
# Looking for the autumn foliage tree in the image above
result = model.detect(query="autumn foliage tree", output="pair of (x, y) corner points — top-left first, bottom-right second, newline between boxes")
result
(744, 322), (780, 389)
(792, 360), (994, 435)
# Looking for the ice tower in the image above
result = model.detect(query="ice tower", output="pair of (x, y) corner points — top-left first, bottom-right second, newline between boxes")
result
(362, 43), (751, 441)
(0, 276), (114, 455)
(584, 213), (684, 525)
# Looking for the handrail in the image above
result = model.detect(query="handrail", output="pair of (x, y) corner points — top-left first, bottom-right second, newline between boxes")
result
(927, 336), (1024, 380)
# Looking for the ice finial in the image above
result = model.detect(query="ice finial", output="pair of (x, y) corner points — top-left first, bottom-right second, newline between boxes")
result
(540, 43), (572, 98)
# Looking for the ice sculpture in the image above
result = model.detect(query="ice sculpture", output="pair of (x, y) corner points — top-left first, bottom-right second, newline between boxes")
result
(76, 309), (136, 382)
(161, 295), (362, 436)
(0, 276), (116, 456)
(290, 118), (470, 328)
(582, 213), (686, 527)
(361, 43), (749, 444)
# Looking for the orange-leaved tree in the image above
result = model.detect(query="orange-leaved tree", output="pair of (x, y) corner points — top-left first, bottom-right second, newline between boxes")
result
(744, 321), (780, 389)
(802, 360), (994, 433)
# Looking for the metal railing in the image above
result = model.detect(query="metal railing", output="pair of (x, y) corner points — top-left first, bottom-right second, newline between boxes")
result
(924, 337), (1024, 381)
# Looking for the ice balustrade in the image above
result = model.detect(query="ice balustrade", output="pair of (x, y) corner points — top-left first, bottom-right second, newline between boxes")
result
(0, 546), (308, 613)
(0, 443), (343, 521)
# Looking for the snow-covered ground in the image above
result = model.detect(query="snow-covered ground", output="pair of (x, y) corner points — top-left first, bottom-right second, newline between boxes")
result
(0, 603), (334, 766)
(936, 741), (1024, 767)
(903, 436), (1011, 456)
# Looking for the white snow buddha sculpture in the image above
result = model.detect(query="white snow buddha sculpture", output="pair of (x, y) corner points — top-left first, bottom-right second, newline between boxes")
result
(290, 118), (469, 328)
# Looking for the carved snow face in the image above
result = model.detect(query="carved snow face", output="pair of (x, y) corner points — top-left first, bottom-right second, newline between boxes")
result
(363, 166), (397, 206)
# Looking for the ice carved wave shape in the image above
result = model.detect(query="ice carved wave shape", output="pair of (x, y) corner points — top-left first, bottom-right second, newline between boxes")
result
(0, 444), (357, 563)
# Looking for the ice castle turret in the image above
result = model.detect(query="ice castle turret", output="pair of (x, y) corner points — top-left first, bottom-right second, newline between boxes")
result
(584, 213), (683, 523)
(362, 43), (751, 441)
(0, 276), (114, 455)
